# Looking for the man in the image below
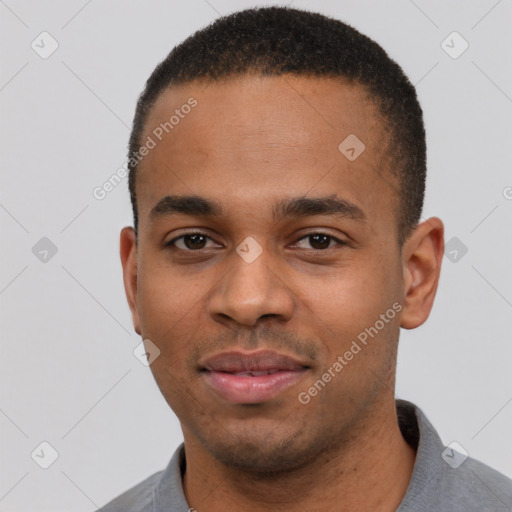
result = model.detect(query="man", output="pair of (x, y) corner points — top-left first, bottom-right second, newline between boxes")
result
(101, 6), (512, 511)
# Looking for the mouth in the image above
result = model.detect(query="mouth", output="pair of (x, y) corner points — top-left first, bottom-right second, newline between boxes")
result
(200, 350), (310, 404)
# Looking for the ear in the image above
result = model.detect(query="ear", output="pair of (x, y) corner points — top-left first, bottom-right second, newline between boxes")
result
(120, 226), (141, 335)
(400, 217), (444, 330)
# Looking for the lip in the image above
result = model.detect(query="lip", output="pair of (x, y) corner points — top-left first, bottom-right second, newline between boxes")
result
(200, 350), (309, 404)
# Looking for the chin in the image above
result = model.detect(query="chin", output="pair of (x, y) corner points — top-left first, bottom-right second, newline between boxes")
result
(194, 420), (331, 475)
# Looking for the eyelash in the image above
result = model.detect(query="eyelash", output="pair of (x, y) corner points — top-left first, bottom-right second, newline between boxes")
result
(165, 232), (346, 252)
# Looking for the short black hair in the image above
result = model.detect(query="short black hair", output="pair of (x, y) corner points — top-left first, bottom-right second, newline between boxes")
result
(128, 6), (426, 244)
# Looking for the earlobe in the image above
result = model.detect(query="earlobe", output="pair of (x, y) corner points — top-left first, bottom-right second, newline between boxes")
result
(120, 227), (141, 335)
(400, 217), (444, 330)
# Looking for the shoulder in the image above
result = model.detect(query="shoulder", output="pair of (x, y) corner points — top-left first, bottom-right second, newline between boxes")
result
(96, 470), (163, 512)
(94, 444), (189, 512)
(396, 399), (512, 511)
(440, 456), (512, 511)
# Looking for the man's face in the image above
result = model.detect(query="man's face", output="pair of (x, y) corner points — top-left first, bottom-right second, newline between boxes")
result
(125, 74), (408, 471)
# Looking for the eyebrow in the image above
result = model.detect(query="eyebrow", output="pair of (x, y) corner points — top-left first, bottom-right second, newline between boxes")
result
(149, 194), (366, 222)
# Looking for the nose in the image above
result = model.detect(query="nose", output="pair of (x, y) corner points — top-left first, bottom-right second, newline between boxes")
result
(208, 244), (295, 327)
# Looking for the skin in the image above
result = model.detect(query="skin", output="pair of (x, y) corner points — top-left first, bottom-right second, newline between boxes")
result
(120, 74), (444, 511)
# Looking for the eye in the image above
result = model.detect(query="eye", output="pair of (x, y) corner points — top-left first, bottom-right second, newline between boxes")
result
(292, 233), (345, 250)
(165, 231), (346, 253)
(166, 233), (221, 251)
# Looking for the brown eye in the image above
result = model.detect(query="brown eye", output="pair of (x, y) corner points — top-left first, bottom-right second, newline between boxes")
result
(166, 233), (219, 251)
(308, 234), (331, 250)
(294, 233), (344, 250)
(182, 234), (207, 249)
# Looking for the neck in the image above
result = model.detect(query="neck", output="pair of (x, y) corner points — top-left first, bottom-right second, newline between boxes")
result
(182, 396), (416, 512)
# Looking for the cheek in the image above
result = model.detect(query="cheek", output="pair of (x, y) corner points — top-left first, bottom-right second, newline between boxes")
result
(295, 253), (402, 360)
(300, 255), (399, 319)
(135, 267), (206, 409)
(135, 261), (205, 358)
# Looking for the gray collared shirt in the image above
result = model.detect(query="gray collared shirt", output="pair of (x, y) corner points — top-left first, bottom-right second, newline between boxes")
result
(97, 400), (512, 511)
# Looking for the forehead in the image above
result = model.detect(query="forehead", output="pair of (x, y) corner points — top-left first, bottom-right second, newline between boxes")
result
(136, 74), (397, 233)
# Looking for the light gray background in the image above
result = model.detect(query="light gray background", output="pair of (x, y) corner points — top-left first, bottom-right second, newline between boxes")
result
(1, 0), (511, 510)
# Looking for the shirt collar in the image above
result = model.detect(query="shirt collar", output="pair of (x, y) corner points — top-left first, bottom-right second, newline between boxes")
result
(151, 399), (443, 511)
